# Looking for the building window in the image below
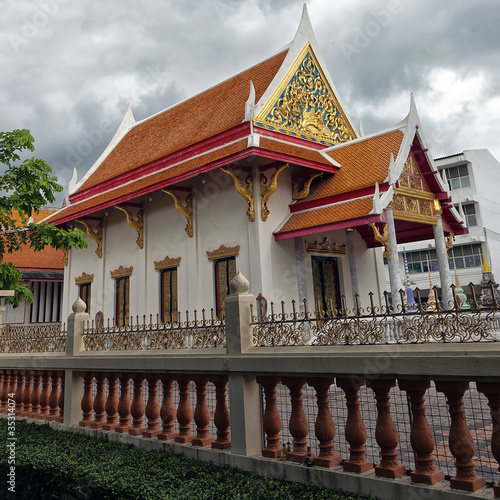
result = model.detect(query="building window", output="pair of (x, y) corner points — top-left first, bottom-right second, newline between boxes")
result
(448, 244), (482, 270)
(115, 276), (130, 326)
(463, 204), (477, 227)
(444, 164), (470, 190)
(79, 283), (91, 313)
(404, 250), (438, 274)
(214, 257), (236, 318)
(160, 267), (178, 323)
(311, 256), (341, 317)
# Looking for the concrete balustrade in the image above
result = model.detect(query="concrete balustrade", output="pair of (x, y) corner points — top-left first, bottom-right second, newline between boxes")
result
(0, 276), (499, 500)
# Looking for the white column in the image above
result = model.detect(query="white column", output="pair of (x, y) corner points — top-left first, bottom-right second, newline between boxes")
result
(346, 228), (359, 304)
(385, 205), (402, 312)
(294, 237), (307, 313)
(433, 214), (453, 307)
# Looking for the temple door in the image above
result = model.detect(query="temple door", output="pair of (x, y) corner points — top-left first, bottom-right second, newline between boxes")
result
(312, 256), (341, 317)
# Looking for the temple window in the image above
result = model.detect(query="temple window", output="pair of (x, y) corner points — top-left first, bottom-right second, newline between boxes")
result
(160, 267), (178, 323)
(311, 256), (341, 317)
(110, 266), (133, 326)
(214, 257), (236, 318)
(75, 272), (94, 314)
(79, 283), (91, 313)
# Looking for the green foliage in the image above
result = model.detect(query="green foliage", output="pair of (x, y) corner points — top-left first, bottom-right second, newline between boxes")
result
(0, 420), (375, 500)
(0, 129), (87, 306)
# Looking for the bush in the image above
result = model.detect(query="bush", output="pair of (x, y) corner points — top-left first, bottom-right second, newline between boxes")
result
(0, 419), (375, 499)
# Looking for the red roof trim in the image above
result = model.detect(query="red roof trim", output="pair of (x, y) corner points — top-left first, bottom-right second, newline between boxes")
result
(290, 183), (389, 213)
(254, 126), (327, 151)
(71, 122), (252, 204)
(252, 147), (340, 172)
(274, 214), (380, 241)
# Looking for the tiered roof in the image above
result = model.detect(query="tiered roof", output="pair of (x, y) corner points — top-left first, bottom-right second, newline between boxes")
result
(44, 5), (466, 244)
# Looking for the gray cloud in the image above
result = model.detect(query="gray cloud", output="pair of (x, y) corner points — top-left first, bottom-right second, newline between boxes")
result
(1, 0), (499, 205)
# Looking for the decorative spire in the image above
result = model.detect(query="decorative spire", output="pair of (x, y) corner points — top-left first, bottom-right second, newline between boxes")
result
(426, 255), (437, 312)
(482, 251), (492, 273)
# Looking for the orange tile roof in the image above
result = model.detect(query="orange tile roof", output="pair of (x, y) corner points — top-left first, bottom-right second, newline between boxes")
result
(258, 137), (333, 167)
(298, 130), (404, 203)
(76, 50), (289, 194)
(46, 139), (250, 224)
(3, 244), (64, 271)
(276, 197), (374, 234)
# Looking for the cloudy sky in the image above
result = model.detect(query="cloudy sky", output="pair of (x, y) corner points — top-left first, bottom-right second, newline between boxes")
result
(1, 0), (499, 205)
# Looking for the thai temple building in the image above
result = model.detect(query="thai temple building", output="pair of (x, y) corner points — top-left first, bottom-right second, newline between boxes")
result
(45, 6), (466, 324)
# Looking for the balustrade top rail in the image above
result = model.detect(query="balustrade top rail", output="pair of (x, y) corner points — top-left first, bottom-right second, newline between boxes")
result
(0, 323), (66, 353)
(252, 285), (500, 346)
(83, 311), (225, 351)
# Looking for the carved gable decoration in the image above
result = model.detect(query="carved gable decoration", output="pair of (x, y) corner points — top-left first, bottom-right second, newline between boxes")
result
(75, 272), (94, 285)
(110, 265), (133, 279)
(206, 244), (240, 260)
(305, 238), (346, 255)
(393, 153), (437, 225)
(154, 256), (181, 270)
(255, 44), (356, 146)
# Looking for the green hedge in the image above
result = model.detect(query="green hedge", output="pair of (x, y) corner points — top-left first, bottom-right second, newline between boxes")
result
(0, 419), (375, 499)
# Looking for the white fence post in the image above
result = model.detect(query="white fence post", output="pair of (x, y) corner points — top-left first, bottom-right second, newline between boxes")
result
(225, 272), (263, 455)
(63, 297), (90, 426)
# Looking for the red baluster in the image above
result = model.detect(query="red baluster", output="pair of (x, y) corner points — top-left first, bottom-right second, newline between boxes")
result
(192, 375), (214, 447)
(367, 378), (406, 478)
(47, 372), (61, 421)
(477, 382), (500, 498)
(14, 370), (24, 415)
(115, 374), (132, 433)
(256, 376), (282, 458)
(7, 370), (15, 406)
(103, 373), (119, 431)
(435, 381), (486, 492)
(308, 377), (341, 468)
(39, 372), (51, 419)
(158, 375), (178, 441)
(21, 371), (33, 417)
(31, 372), (42, 417)
(399, 379), (444, 484)
(175, 375), (194, 443)
(282, 377), (309, 463)
(143, 374), (161, 438)
(129, 374), (146, 435)
(90, 373), (106, 428)
(79, 372), (94, 427)
(57, 372), (64, 423)
(0, 371), (8, 413)
(210, 375), (230, 450)
(337, 377), (373, 473)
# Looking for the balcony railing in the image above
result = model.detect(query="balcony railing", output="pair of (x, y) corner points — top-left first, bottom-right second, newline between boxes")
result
(0, 323), (66, 353)
(82, 311), (225, 350)
(251, 284), (500, 346)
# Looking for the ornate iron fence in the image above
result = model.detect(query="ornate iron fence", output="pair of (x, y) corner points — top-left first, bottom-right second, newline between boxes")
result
(82, 311), (225, 351)
(0, 323), (66, 353)
(251, 284), (500, 346)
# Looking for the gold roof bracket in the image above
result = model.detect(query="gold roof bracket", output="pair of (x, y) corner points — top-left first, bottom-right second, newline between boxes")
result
(75, 219), (103, 258)
(114, 205), (144, 248)
(161, 189), (193, 237)
(260, 163), (288, 221)
(220, 167), (254, 221)
(292, 171), (323, 200)
(369, 222), (391, 261)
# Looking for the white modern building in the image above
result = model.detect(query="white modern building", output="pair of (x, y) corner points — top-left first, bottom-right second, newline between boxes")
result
(387, 149), (500, 298)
